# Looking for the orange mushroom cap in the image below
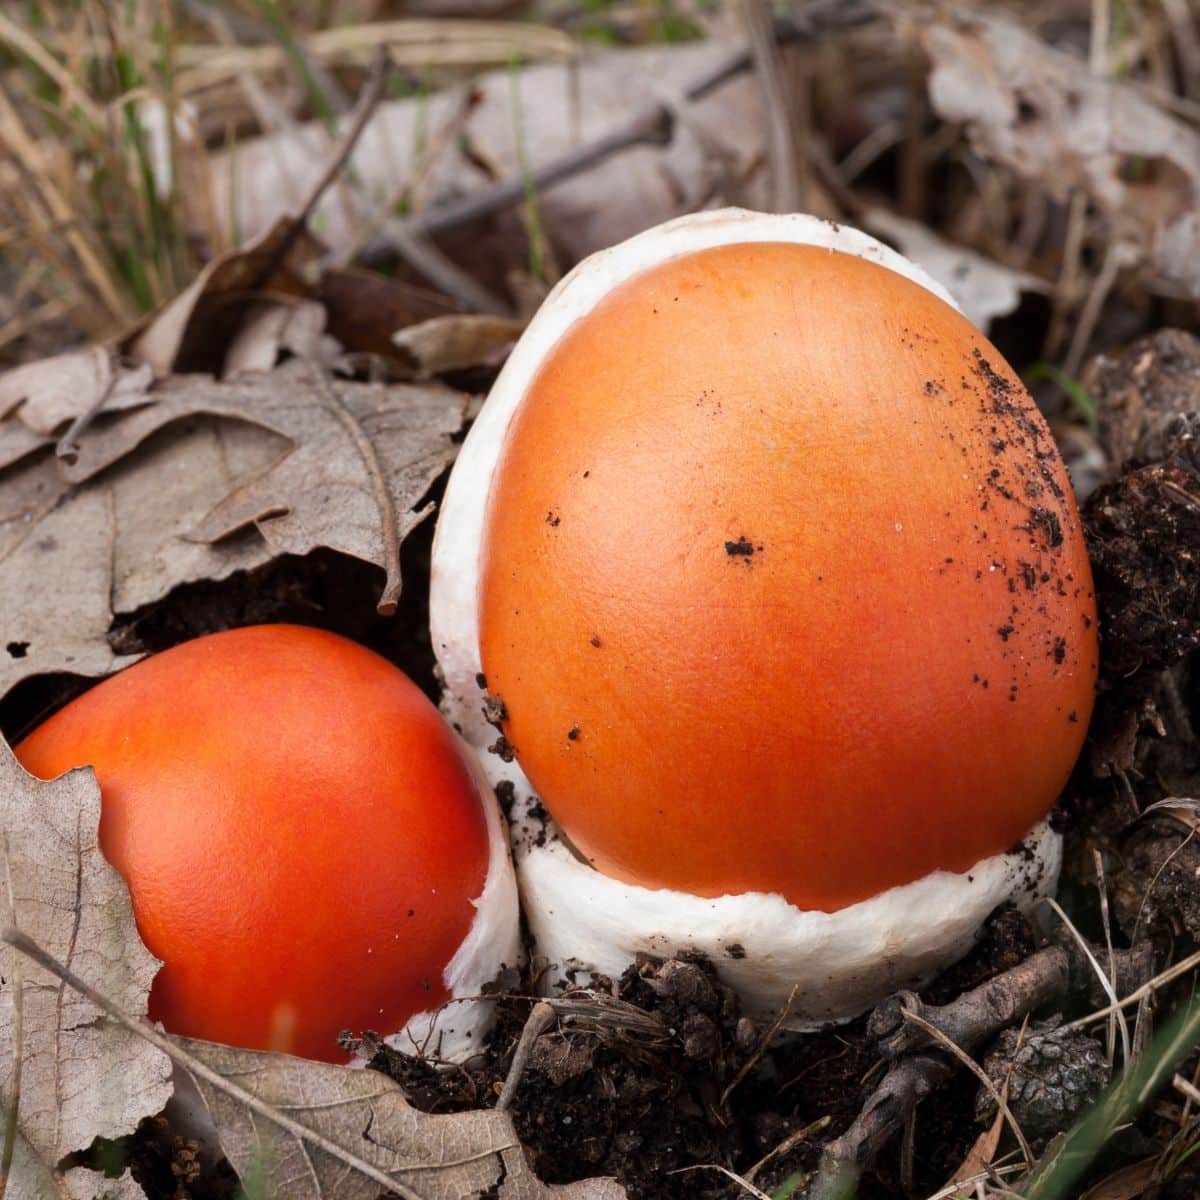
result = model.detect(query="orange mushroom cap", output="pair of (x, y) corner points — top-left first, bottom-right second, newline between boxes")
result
(16, 624), (492, 1062)
(478, 241), (1097, 913)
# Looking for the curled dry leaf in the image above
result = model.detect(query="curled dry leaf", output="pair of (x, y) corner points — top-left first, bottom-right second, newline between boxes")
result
(222, 299), (332, 379)
(178, 1037), (626, 1200)
(61, 359), (465, 614)
(0, 743), (172, 1171)
(919, 14), (1200, 294)
(0, 358), (467, 698)
(393, 314), (526, 376)
(121, 219), (327, 378)
(861, 207), (1046, 331)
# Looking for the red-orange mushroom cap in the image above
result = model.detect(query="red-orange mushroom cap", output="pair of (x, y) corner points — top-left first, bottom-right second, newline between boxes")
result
(478, 240), (1096, 913)
(430, 209), (1096, 1024)
(16, 624), (519, 1063)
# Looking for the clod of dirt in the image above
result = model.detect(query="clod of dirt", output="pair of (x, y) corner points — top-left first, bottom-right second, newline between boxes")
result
(1111, 817), (1200, 941)
(975, 1017), (1110, 1140)
(1084, 329), (1200, 471)
(1085, 458), (1200, 684)
(1080, 329), (1200, 688)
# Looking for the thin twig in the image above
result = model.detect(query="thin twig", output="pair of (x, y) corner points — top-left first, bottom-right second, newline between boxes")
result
(0, 927), (430, 1200)
(745, 1115), (830, 1184)
(0, 839), (23, 1200)
(306, 363), (403, 616)
(1063, 239), (1127, 379)
(721, 983), (799, 1109)
(495, 1001), (555, 1111)
(899, 1010), (1033, 1165)
(55, 349), (121, 463)
(738, 0), (805, 211)
(250, 46), (390, 293)
(667, 1163), (773, 1200)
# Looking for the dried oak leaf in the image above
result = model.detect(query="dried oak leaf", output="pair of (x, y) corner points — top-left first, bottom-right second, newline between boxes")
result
(919, 14), (1200, 294)
(0, 741), (173, 1171)
(0, 360), (465, 698)
(177, 1038), (626, 1200)
(60, 358), (465, 616)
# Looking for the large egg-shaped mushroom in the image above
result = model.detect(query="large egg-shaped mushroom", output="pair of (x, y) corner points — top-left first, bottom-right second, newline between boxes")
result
(431, 210), (1097, 1024)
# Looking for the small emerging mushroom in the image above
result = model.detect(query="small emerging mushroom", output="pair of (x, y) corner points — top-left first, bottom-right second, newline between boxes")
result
(16, 624), (519, 1062)
(431, 209), (1097, 1025)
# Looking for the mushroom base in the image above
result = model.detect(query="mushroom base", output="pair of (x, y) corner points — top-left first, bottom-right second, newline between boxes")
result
(519, 812), (1060, 1026)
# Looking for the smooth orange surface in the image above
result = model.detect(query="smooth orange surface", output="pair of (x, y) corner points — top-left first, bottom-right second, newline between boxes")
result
(17, 625), (490, 1062)
(479, 242), (1098, 912)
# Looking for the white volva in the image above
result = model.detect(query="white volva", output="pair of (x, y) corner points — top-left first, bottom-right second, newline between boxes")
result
(429, 208), (1062, 1024)
(389, 742), (522, 1060)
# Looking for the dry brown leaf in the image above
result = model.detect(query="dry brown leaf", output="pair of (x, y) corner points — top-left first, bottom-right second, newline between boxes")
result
(0, 352), (154, 437)
(122, 219), (326, 377)
(0, 358), (465, 698)
(178, 1036), (626, 1200)
(0, 483), (138, 698)
(211, 43), (768, 275)
(1139, 798), (1200, 832)
(920, 14), (1200, 293)
(393, 314), (526, 376)
(318, 269), (462, 365)
(60, 359), (464, 613)
(862, 207), (1046, 331)
(0, 742), (173, 1169)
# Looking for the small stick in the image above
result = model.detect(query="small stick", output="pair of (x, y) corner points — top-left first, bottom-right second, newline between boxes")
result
(55, 348), (121, 463)
(495, 1001), (555, 1111)
(0, 839), (22, 1200)
(899, 1009), (1033, 1165)
(721, 983), (798, 1109)
(307, 364), (404, 616)
(250, 46), (390, 291)
(869, 947), (1071, 1061)
(809, 937), (1164, 1198)
(744, 1115), (830, 1184)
